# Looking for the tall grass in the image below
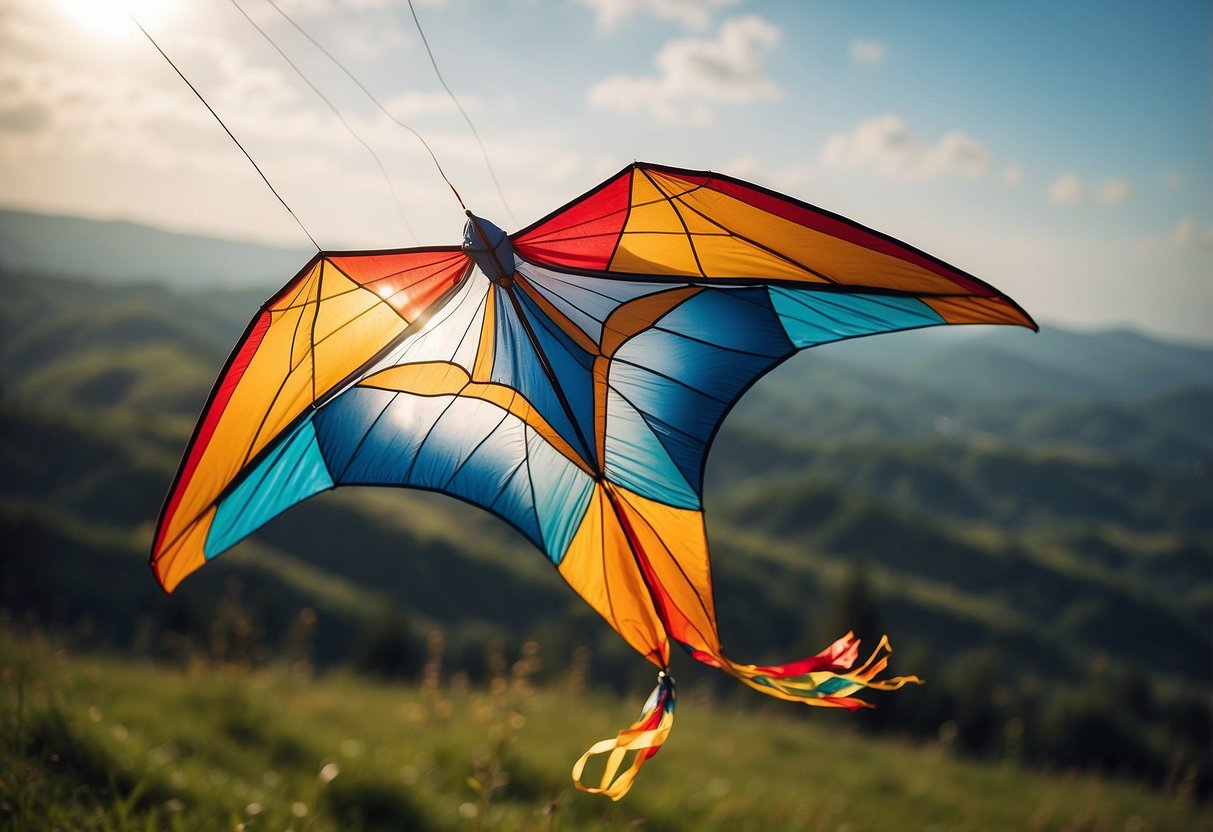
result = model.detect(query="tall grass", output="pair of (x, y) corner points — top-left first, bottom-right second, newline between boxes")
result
(1, 626), (1207, 831)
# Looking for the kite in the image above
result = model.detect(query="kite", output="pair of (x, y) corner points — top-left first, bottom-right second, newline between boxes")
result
(150, 162), (1035, 798)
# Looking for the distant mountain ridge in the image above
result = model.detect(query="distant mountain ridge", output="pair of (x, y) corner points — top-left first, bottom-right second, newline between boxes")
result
(0, 208), (309, 288)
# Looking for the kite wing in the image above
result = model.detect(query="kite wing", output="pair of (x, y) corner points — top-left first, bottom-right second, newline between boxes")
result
(150, 247), (471, 591)
(151, 162), (1034, 799)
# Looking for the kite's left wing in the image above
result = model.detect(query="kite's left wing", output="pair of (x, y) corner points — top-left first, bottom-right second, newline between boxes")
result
(151, 247), (470, 590)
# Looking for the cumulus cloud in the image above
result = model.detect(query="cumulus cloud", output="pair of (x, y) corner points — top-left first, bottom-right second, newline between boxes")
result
(275, 0), (445, 14)
(1166, 217), (1213, 251)
(848, 38), (885, 66)
(1047, 173), (1134, 206)
(587, 15), (781, 125)
(1001, 163), (1023, 188)
(718, 155), (812, 192)
(579, 0), (742, 31)
(820, 114), (991, 181)
(1096, 177), (1132, 205)
(1047, 172), (1085, 205)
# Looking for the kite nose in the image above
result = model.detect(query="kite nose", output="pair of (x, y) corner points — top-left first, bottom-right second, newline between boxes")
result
(462, 213), (516, 284)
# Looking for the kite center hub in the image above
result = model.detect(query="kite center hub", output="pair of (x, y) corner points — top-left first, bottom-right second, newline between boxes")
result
(462, 213), (516, 285)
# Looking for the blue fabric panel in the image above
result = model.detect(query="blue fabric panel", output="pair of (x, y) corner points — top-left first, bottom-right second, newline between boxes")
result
(609, 288), (792, 494)
(322, 390), (453, 484)
(407, 397), (507, 490)
(313, 386), (397, 478)
(525, 426), (595, 564)
(462, 215), (515, 281)
(207, 418), (334, 559)
(519, 264), (671, 343)
(514, 287), (595, 443)
(769, 288), (945, 348)
(318, 386), (551, 549)
(491, 285), (595, 466)
(655, 287), (792, 357)
(488, 458), (542, 547)
(443, 412), (543, 547)
(814, 676), (858, 695)
(604, 387), (700, 509)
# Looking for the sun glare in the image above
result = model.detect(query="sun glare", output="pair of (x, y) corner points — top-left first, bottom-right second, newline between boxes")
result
(55, 0), (180, 37)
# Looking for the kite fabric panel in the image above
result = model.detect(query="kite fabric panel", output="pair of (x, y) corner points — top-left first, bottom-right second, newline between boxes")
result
(151, 161), (1035, 799)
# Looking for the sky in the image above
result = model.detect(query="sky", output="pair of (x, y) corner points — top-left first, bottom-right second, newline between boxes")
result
(1, 0), (1210, 343)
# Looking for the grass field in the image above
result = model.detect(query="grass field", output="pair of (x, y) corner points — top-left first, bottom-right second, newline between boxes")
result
(2, 628), (1207, 832)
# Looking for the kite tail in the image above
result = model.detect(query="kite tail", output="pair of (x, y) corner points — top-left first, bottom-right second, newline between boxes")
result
(572, 671), (675, 801)
(697, 632), (922, 709)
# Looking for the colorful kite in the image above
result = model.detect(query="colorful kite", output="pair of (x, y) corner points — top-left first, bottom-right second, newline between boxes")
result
(151, 162), (1035, 798)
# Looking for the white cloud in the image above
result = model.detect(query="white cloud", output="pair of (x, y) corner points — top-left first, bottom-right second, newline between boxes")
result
(718, 155), (812, 193)
(1047, 172), (1085, 205)
(1047, 173), (1134, 206)
(1096, 177), (1132, 205)
(587, 15), (781, 125)
(1166, 217), (1213, 251)
(1001, 163), (1023, 188)
(848, 38), (885, 66)
(579, 0), (741, 32)
(820, 114), (991, 181)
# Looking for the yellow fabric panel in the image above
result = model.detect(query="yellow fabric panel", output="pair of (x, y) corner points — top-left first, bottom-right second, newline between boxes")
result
(154, 507), (213, 592)
(609, 170), (703, 276)
(310, 263), (412, 393)
(161, 260), (415, 566)
(593, 355), (609, 465)
(609, 484), (722, 656)
(559, 485), (668, 666)
(600, 286), (699, 357)
(162, 263), (321, 550)
(361, 362), (594, 476)
(924, 295), (1034, 328)
(472, 286), (496, 382)
(640, 170), (966, 294)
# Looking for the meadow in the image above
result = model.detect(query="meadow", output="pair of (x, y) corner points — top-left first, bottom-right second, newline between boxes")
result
(3, 626), (1208, 832)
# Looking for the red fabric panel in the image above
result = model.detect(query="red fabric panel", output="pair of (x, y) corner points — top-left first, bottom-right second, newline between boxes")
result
(328, 250), (470, 321)
(513, 170), (632, 270)
(154, 309), (272, 552)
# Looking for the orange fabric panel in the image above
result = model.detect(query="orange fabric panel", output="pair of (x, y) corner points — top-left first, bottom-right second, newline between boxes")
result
(472, 286), (496, 382)
(640, 170), (967, 293)
(607, 484), (722, 657)
(600, 286), (700, 357)
(558, 485), (669, 667)
(153, 507), (213, 592)
(609, 170), (704, 276)
(924, 295), (1035, 328)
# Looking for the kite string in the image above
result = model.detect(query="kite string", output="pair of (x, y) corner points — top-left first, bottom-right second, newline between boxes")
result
(130, 17), (321, 252)
(260, 0), (469, 215)
(405, 0), (516, 225)
(227, 0), (420, 244)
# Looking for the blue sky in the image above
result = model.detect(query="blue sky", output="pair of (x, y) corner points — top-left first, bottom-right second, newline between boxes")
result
(1, 0), (1209, 342)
